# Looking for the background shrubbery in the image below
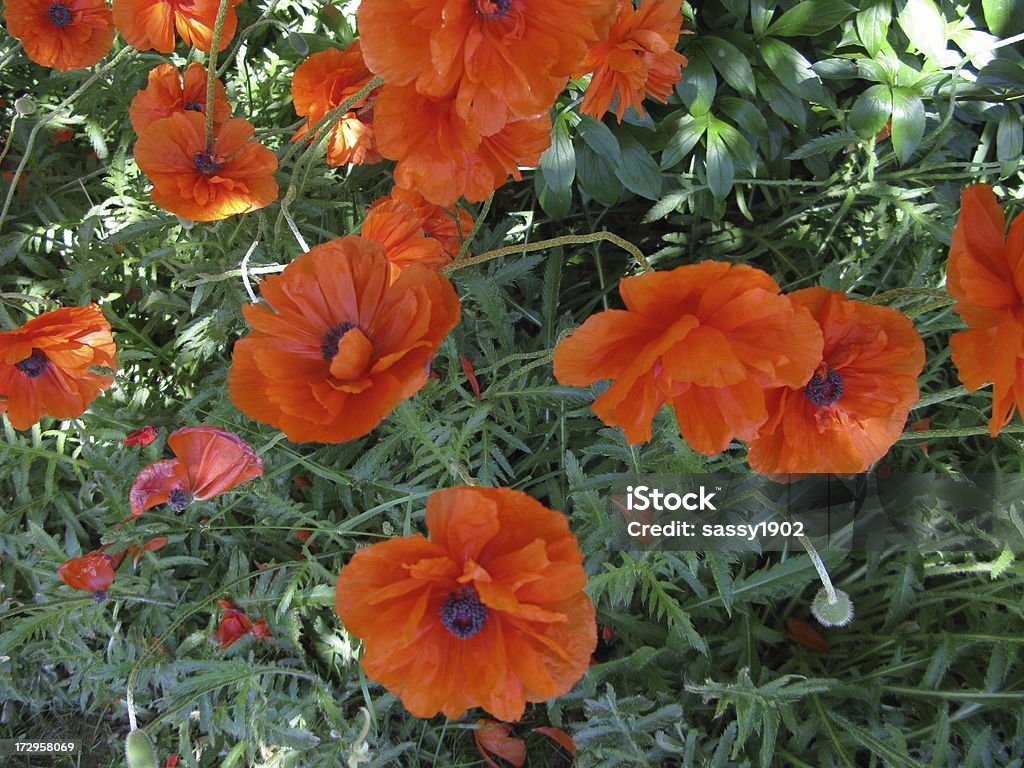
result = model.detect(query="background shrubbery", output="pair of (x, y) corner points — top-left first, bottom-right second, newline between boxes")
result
(1, 0), (1023, 765)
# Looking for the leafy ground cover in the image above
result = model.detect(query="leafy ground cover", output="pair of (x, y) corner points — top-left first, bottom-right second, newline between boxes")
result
(1, 0), (1023, 766)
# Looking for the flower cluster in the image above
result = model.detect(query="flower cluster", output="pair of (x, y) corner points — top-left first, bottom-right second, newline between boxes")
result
(554, 262), (926, 474)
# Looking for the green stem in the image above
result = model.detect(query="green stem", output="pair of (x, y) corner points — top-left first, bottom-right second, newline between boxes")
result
(863, 287), (949, 305)
(897, 424), (1024, 442)
(454, 194), (493, 262)
(442, 231), (650, 274)
(204, 0), (233, 148)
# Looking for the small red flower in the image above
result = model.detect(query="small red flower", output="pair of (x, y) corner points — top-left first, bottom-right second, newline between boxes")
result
(250, 618), (272, 639)
(124, 425), (158, 447)
(50, 126), (73, 145)
(216, 600), (253, 649)
(57, 552), (115, 600)
(460, 355), (481, 400)
(128, 426), (263, 519)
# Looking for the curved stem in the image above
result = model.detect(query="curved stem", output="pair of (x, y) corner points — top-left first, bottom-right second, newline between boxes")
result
(442, 231), (650, 274)
(204, 0), (233, 148)
(454, 194), (493, 262)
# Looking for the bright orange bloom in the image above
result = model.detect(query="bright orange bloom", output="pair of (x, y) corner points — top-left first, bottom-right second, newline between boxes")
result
(747, 288), (924, 474)
(375, 85), (551, 206)
(358, 0), (615, 134)
(112, 0), (240, 53)
(334, 486), (596, 721)
(129, 62), (231, 134)
(554, 262), (824, 454)
(134, 112), (278, 222)
(128, 425), (264, 518)
(578, 0), (690, 121)
(216, 600), (252, 649)
(390, 187), (473, 260)
(946, 184), (1024, 436)
(4, 0), (114, 71)
(228, 236), (461, 443)
(291, 41), (381, 167)
(58, 552), (115, 600)
(0, 304), (116, 430)
(361, 196), (449, 281)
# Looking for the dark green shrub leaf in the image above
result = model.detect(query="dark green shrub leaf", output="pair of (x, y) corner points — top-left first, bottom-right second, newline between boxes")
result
(890, 86), (925, 163)
(675, 50), (717, 116)
(856, 0), (892, 57)
(576, 115), (622, 164)
(896, 0), (950, 63)
(661, 113), (709, 169)
(615, 135), (662, 200)
(540, 116), (575, 193)
(850, 83), (893, 138)
(576, 143), (621, 206)
(700, 36), (756, 96)
(759, 38), (827, 102)
(983, 0), (1024, 36)
(705, 126), (735, 199)
(718, 97), (769, 139)
(766, 0), (855, 37)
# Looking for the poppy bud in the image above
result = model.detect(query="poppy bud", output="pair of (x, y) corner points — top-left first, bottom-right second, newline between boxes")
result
(216, 600), (253, 649)
(124, 425), (158, 447)
(124, 729), (159, 768)
(14, 97), (35, 116)
(811, 587), (854, 628)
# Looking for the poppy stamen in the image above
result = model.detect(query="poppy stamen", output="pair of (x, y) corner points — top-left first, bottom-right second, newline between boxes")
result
(47, 2), (73, 27)
(439, 585), (488, 639)
(183, 102), (203, 112)
(92, 590), (107, 602)
(14, 349), (49, 378)
(804, 367), (843, 407)
(473, 0), (511, 19)
(321, 322), (356, 361)
(168, 488), (192, 512)
(193, 151), (222, 176)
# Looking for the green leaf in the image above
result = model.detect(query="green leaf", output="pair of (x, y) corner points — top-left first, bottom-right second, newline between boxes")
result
(540, 116), (575, 193)
(661, 113), (709, 169)
(705, 126), (735, 199)
(576, 115), (622, 164)
(850, 83), (893, 139)
(767, 0), (855, 37)
(996, 108), (1024, 163)
(856, 0), (892, 57)
(615, 134), (662, 200)
(983, 0), (1024, 37)
(896, 0), (949, 63)
(576, 143), (621, 206)
(718, 97), (769, 139)
(675, 50), (717, 116)
(890, 86), (925, 163)
(712, 118), (757, 173)
(534, 167), (572, 219)
(700, 36), (755, 96)
(759, 38), (826, 102)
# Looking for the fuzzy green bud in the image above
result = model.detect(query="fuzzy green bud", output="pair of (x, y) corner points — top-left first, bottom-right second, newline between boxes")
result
(811, 587), (854, 627)
(124, 729), (159, 768)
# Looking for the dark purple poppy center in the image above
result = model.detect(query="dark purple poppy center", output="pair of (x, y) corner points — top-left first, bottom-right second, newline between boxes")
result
(193, 152), (222, 176)
(47, 2), (73, 28)
(168, 488), (192, 512)
(15, 349), (49, 378)
(184, 102), (203, 112)
(439, 585), (488, 639)
(92, 590), (107, 602)
(473, 0), (511, 19)
(321, 322), (356, 361)
(804, 367), (843, 407)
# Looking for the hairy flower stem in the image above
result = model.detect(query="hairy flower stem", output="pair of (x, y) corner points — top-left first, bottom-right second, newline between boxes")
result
(0, 46), (134, 234)
(799, 535), (837, 604)
(455, 194), (493, 262)
(443, 231), (651, 274)
(205, 0), (232, 149)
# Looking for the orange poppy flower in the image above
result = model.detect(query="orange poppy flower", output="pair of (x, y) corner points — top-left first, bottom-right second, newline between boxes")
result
(128, 425), (264, 518)
(291, 41), (381, 167)
(374, 85), (551, 206)
(747, 288), (924, 474)
(124, 424), (158, 446)
(390, 187), (473, 260)
(4, 0), (115, 71)
(216, 600), (252, 648)
(554, 262), (824, 454)
(58, 551), (115, 600)
(112, 0), (239, 53)
(227, 236), (461, 443)
(358, 0), (615, 134)
(134, 111), (278, 222)
(361, 196), (449, 281)
(0, 304), (116, 430)
(129, 62), (231, 135)
(946, 184), (1024, 436)
(334, 486), (596, 721)
(578, 0), (690, 121)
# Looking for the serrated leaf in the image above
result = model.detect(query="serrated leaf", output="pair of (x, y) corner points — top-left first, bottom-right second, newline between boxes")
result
(767, 0), (855, 37)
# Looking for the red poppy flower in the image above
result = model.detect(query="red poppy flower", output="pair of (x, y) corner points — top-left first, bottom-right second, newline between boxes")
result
(553, 262), (824, 454)
(578, 0), (690, 121)
(128, 425), (264, 518)
(4, 0), (114, 71)
(358, 0), (615, 135)
(250, 618), (272, 639)
(361, 196), (449, 280)
(0, 304), (116, 430)
(124, 424), (158, 447)
(291, 41), (381, 167)
(216, 600), (252, 649)
(746, 288), (925, 474)
(946, 184), (1024, 436)
(129, 62), (231, 135)
(374, 85), (551, 206)
(134, 112), (279, 222)
(58, 551), (115, 600)
(334, 486), (596, 721)
(112, 0), (240, 53)
(227, 236), (461, 443)
(390, 187), (473, 260)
